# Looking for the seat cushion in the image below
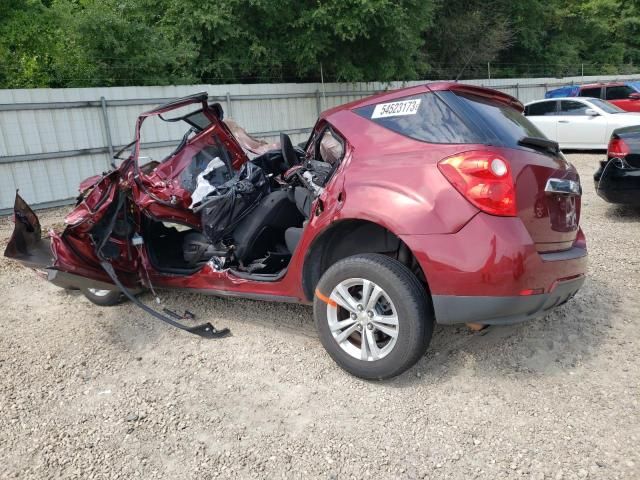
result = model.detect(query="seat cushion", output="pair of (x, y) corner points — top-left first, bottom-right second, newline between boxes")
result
(285, 227), (304, 254)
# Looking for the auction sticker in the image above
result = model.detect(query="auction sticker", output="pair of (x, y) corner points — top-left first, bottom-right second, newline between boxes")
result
(371, 99), (421, 119)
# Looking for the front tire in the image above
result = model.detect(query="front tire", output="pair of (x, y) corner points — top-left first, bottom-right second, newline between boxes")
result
(81, 287), (126, 307)
(314, 254), (433, 380)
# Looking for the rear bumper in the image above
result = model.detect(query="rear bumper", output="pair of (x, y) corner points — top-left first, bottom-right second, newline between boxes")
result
(432, 275), (585, 325)
(594, 160), (640, 205)
(400, 212), (587, 325)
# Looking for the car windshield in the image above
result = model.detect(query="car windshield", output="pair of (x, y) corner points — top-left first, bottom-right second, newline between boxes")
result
(589, 98), (625, 114)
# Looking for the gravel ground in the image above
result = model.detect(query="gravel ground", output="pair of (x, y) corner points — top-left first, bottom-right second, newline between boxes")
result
(1, 153), (639, 480)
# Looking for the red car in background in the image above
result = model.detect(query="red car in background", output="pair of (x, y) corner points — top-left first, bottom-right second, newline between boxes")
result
(5, 83), (587, 379)
(546, 81), (640, 112)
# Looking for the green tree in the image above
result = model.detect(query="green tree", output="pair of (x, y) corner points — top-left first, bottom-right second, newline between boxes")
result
(71, 0), (197, 86)
(160, 0), (438, 82)
(2, 0), (640, 88)
(425, 0), (513, 79)
(0, 0), (91, 88)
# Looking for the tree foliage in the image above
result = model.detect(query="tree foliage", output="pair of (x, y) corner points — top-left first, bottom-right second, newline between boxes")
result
(1, 0), (639, 88)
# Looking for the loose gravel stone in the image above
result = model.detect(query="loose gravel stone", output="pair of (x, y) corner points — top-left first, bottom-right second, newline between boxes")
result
(0, 153), (639, 479)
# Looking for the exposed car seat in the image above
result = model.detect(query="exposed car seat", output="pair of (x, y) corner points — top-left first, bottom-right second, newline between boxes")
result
(285, 228), (304, 254)
(280, 133), (299, 169)
(232, 190), (303, 263)
(182, 231), (225, 267)
(283, 187), (313, 254)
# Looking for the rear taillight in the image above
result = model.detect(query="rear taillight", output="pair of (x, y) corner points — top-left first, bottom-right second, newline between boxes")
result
(608, 136), (630, 158)
(438, 150), (516, 216)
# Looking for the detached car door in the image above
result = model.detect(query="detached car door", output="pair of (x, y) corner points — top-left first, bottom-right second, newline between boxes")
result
(556, 100), (607, 148)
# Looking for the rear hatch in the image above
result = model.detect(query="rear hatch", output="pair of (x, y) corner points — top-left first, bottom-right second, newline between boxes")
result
(444, 88), (581, 252)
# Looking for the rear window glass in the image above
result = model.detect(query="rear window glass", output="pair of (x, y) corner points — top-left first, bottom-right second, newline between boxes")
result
(453, 92), (544, 147)
(354, 93), (481, 144)
(525, 101), (557, 116)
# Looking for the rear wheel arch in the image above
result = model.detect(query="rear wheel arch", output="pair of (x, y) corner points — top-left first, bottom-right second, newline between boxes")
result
(301, 219), (431, 302)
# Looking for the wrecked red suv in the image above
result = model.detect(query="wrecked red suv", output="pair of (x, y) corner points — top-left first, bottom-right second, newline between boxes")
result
(5, 83), (587, 379)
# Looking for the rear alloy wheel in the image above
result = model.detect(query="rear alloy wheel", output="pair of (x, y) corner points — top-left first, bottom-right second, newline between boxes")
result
(81, 287), (126, 307)
(314, 254), (433, 380)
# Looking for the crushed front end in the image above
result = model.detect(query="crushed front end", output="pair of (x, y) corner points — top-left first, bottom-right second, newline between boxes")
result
(4, 191), (130, 292)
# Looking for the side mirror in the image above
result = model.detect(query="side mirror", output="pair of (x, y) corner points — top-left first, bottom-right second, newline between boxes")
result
(629, 92), (640, 100)
(584, 108), (599, 116)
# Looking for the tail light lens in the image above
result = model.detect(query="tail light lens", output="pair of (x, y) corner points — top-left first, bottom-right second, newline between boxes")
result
(438, 151), (517, 216)
(608, 137), (630, 158)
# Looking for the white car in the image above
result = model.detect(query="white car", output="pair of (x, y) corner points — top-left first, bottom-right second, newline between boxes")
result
(524, 97), (640, 149)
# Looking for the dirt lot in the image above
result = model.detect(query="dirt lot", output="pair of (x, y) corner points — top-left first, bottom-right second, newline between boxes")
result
(1, 153), (639, 480)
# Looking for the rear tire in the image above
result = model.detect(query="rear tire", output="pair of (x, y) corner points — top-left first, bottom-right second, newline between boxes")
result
(81, 288), (126, 307)
(314, 253), (433, 380)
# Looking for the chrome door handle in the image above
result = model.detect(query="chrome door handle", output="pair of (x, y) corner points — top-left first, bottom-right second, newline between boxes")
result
(558, 120), (570, 123)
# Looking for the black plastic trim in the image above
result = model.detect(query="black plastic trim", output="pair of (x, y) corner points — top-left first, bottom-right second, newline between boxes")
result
(432, 276), (585, 325)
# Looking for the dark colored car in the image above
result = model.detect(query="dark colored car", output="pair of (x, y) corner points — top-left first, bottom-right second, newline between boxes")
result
(594, 126), (640, 204)
(546, 82), (640, 112)
(5, 83), (587, 379)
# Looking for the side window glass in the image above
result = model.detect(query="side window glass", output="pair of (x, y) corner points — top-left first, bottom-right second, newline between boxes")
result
(525, 101), (557, 116)
(579, 87), (602, 98)
(318, 130), (344, 164)
(606, 86), (634, 100)
(559, 101), (589, 116)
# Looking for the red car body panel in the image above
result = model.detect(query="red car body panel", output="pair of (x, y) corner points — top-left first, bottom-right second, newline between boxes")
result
(401, 217), (586, 297)
(5, 84), (587, 326)
(609, 98), (640, 112)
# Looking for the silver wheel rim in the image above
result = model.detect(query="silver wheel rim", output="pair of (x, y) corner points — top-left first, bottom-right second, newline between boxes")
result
(327, 278), (399, 361)
(87, 288), (112, 297)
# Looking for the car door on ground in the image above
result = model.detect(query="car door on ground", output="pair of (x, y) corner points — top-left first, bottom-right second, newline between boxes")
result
(556, 100), (607, 149)
(524, 100), (558, 140)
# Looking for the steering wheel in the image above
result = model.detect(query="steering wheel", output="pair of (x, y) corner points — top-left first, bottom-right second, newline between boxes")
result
(280, 133), (299, 169)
